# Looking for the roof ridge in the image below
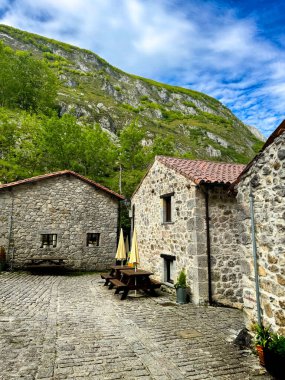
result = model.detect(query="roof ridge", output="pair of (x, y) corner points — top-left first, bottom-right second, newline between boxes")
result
(156, 155), (245, 166)
(0, 170), (124, 200)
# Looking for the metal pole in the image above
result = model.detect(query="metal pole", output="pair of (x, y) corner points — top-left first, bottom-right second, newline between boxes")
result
(249, 184), (262, 325)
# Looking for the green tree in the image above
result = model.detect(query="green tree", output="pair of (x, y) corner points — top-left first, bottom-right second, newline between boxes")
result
(148, 135), (176, 159)
(117, 122), (149, 197)
(81, 124), (117, 181)
(41, 114), (84, 171)
(0, 42), (58, 114)
(0, 108), (44, 181)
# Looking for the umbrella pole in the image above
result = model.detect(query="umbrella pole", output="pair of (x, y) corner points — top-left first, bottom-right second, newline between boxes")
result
(135, 264), (137, 296)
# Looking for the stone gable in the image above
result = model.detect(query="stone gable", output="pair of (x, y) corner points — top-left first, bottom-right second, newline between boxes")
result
(132, 159), (242, 306)
(0, 174), (120, 270)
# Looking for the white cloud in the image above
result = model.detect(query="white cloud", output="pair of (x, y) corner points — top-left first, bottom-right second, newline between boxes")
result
(0, 0), (284, 136)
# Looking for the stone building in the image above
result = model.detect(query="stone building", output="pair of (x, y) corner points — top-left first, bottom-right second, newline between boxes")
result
(0, 170), (124, 270)
(234, 121), (285, 333)
(131, 156), (245, 306)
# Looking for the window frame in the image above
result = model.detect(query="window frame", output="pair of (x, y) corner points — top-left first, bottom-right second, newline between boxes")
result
(160, 192), (174, 224)
(160, 254), (176, 284)
(41, 233), (57, 248)
(86, 232), (100, 247)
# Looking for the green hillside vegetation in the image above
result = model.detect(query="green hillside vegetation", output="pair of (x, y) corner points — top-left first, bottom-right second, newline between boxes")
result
(0, 24), (264, 198)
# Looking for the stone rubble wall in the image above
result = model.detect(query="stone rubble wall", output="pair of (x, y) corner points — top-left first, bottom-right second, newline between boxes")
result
(132, 159), (242, 306)
(236, 133), (285, 333)
(206, 186), (243, 308)
(0, 175), (119, 270)
(132, 160), (197, 299)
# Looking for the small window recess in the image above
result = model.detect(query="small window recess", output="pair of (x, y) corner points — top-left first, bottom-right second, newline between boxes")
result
(86, 233), (100, 247)
(41, 234), (57, 248)
(160, 192), (174, 223)
(161, 254), (176, 284)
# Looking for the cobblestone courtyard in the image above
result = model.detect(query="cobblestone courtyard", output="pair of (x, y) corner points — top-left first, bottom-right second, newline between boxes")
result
(0, 272), (271, 380)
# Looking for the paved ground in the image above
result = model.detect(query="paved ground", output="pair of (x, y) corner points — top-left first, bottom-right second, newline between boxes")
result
(0, 272), (272, 380)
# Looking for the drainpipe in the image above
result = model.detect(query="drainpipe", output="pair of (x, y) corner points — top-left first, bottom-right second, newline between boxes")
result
(7, 189), (14, 270)
(249, 184), (262, 325)
(117, 200), (121, 247)
(204, 186), (213, 306)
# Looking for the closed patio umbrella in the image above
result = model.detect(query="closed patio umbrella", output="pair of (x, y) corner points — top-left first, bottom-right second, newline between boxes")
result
(115, 229), (126, 266)
(125, 235), (130, 256)
(128, 228), (141, 297)
(129, 228), (140, 271)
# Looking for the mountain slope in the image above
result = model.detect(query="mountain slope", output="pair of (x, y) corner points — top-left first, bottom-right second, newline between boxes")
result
(0, 24), (263, 163)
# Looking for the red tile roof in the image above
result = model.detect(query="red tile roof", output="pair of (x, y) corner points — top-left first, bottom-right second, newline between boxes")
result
(0, 170), (124, 200)
(157, 156), (246, 185)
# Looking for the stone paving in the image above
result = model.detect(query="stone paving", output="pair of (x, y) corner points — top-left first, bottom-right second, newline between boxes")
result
(0, 272), (272, 380)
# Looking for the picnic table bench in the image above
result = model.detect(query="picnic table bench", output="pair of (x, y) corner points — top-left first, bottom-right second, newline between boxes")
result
(109, 269), (161, 300)
(100, 265), (134, 286)
(25, 257), (67, 269)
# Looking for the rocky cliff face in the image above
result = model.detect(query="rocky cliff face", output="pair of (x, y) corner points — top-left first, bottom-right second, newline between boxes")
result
(0, 24), (263, 163)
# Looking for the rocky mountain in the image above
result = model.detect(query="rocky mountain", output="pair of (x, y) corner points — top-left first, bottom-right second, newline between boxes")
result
(0, 24), (263, 163)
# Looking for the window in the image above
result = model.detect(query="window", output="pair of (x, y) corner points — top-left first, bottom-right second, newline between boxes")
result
(41, 234), (57, 248)
(161, 254), (176, 284)
(160, 192), (174, 223)
(86, 233), (100, 247)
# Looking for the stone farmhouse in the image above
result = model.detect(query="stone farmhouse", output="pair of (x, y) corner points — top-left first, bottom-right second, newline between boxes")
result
(234, 120), (285, 334)
(0, 170), (124, 270)
(131, 156), (245, 307)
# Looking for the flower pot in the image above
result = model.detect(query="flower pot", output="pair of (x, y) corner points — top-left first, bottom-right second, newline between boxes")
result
(256, 345), (266, 366)
(265, 351), (285, 379)
(176, 287), (187, 304)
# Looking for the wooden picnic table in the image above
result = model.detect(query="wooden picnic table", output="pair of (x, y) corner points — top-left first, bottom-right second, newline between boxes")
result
(109, 269), (161, 300)
(101, 265), (134, 286)
(25, 256), (67, 269)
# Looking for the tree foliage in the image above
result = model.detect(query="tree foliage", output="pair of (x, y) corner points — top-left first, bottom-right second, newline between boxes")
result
(0, 42), (58, 114)
(0, 42), (177, 199)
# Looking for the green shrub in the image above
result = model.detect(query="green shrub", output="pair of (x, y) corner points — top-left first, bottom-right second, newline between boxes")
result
(253, 324), (272, 348)
(174, 269), (187, 289)
(269, 333), (285, 356)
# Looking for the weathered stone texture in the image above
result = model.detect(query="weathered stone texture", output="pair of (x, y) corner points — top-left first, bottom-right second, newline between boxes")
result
(132, 160), (198, 299)
(207, 187), (243, 307)
(132, 160), (242, 307)
(237, 132), (285, 333)
(0, 175), (119, 270)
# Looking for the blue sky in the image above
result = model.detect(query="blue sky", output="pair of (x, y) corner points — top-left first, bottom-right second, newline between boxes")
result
(0, 0), (284, 136)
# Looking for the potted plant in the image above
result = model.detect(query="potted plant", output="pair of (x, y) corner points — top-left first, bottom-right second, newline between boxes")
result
(266, 333), (285, 378)
(252, 323), (271, 366)
(174, 268), (187, 304)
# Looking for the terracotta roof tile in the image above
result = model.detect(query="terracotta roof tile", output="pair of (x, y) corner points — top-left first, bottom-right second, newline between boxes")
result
(0, 170), (124, 200)
(157, 156), (246, 185)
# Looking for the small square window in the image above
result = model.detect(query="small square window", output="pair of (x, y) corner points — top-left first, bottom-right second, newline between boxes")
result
(86, 233), (100, 247)
(41, 234), (57, 248)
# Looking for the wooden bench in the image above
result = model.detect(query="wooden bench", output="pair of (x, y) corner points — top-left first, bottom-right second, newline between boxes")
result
(147, 278), (161, 295)
(25, 257), (67, 271)
(150, 279), (161, 288)
(109, 279), (129, 300)
(100, 273), (115, 286)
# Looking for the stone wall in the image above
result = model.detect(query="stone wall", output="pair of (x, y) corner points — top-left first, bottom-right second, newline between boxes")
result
(132, 160), (196, 296)
(206, 186), (243, 308)
(0, 175), (119, 270)
(132, 159), (243, 306)
(237, 132), (285, 333)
